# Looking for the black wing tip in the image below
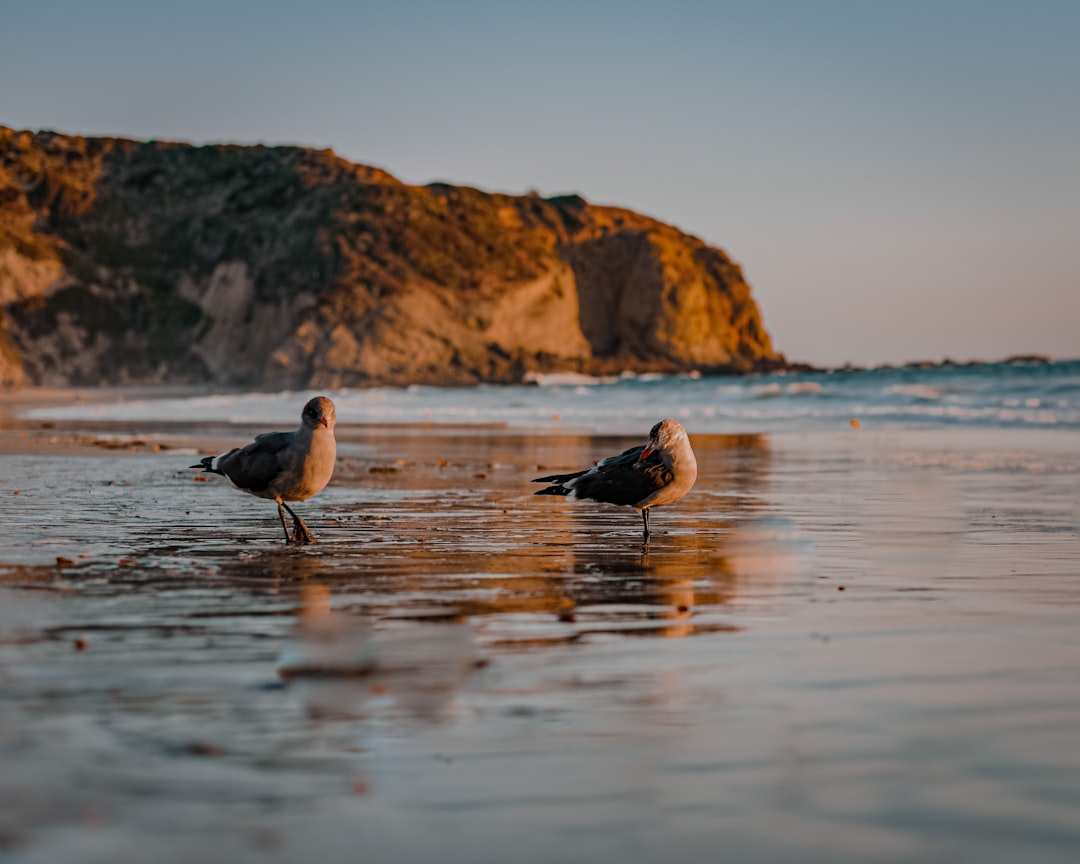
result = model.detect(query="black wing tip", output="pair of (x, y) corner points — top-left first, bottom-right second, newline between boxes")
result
(533, 469), (588, 484)
(534, 486), (572, 496)
(190, 457), (224, 474)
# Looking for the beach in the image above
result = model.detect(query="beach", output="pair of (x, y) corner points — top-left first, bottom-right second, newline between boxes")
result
(2, 391), (1080, 863)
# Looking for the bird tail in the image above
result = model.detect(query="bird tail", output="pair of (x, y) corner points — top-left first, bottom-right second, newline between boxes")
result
(532, 470), (587, 485)
(534, 484), (573, 497)
(532, 469), (587, 496)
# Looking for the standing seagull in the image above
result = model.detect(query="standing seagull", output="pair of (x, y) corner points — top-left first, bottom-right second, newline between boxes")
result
(533, 418), (697, 542)
(190, 396), (337, 544)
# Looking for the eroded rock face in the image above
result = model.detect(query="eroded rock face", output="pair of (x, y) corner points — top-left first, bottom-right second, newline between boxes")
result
(0, 127), (783, 388)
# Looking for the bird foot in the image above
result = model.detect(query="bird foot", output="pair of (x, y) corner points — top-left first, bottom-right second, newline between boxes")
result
(291, 522), (316, 544)
(280, 525), (314, 544)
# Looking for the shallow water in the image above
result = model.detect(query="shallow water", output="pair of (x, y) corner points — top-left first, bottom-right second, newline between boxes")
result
(24, 359), (1080, 433)
(1, 426), (1079, 862)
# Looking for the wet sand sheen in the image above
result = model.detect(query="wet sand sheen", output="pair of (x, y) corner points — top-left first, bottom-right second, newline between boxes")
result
(1, 420), (1080, 863)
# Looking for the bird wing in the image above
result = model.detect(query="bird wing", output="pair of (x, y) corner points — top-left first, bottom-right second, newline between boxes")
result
(215, 432), (293, 494)
(533, 468), (589, 485)
(533, 445), (646, 485)
(536, 445), (673, 506)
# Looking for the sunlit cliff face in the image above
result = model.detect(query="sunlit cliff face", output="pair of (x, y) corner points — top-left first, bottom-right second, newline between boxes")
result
(0, 127), (779, 390)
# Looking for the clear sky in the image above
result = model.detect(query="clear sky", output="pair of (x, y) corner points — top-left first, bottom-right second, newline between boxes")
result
(3, 0), (1078, 366)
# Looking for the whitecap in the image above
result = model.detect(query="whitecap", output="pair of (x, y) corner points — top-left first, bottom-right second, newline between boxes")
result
(522, 371), (617, 386)
(887, 384), (942, 400)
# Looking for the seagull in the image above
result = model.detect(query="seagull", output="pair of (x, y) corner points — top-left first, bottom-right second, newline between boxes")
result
(190, 396), (337, 544)
(533, 418), (697, 542)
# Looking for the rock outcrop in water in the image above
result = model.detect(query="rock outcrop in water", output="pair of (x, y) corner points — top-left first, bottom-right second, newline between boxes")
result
(0, 126), (782, 389)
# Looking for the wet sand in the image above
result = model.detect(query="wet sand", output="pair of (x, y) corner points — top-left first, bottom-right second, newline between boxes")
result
(2, 404), (1080, 863)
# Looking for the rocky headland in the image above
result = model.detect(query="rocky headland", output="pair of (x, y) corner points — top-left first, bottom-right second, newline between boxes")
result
(0, 126), (783, 389)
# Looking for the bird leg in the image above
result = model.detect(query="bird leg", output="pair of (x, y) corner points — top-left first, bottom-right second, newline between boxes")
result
(641, 508), (651, 545)
(282, 501), (316, 544)
(276, 501), (295, 544)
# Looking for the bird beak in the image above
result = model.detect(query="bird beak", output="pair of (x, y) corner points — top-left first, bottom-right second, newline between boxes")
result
(321, 417), (330, 428)
(640, 445), (653, 460)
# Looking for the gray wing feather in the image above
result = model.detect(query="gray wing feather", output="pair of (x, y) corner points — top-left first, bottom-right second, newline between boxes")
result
(569, 446), (671, 506)
(536, 445), (673, 506)
(217, 431), (293, 493)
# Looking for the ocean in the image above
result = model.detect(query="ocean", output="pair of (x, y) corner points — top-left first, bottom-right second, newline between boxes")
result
(4, 359), (1080, 862)
(28, 358), (1080, 433)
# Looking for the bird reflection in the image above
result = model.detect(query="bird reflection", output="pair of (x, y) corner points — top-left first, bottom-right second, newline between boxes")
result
(556, 533), (731, 640)
(554, 514), (813, 639)
(277, 585), (479, 721)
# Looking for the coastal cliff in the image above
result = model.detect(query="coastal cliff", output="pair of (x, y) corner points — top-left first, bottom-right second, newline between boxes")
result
(0, 127), (782, 389)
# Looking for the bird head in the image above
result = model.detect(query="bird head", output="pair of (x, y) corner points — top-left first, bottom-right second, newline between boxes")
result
(302, 396), (337, 431)
(641, 418), (688, 459)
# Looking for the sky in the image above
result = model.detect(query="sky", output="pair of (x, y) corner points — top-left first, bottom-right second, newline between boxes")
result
(2, 0), (1078, 366)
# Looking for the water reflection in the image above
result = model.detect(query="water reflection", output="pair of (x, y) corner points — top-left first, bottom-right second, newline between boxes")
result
(1, 431), (808, 653)
(547, 516), (815, 641)
(501, 432), (805, 640)
(858, 470), (963, 580)
(278, 585), (479, 721)
(721, 516), (817, 587)
(211, 431), (807, 646)
(7, 427), (1077, 861)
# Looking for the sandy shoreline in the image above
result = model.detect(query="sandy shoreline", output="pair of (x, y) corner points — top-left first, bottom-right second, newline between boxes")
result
(2, 395), (1079, 862)
(0, 385), (510, 459)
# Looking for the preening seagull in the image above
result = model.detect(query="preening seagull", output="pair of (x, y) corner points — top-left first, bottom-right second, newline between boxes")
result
(533, 418), (698, 542)
(190, 396), (337, 544)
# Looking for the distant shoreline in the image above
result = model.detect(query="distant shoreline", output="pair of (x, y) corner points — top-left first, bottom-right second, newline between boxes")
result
(812, 353), (1058, 374)
(1, 354), (1076, 447)
(0, 352), (1069, 408)
(0, 355), (1071, 419)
